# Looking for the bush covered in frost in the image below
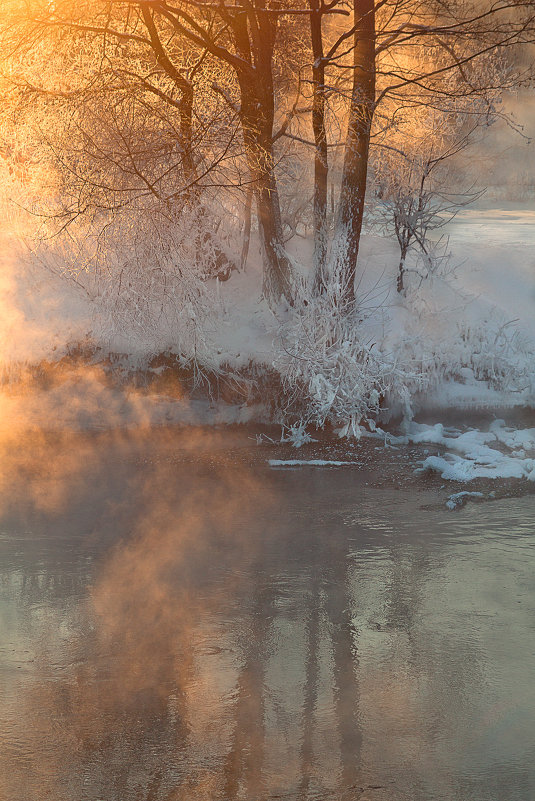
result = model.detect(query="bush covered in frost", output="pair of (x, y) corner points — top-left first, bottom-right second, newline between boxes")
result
(275, 267), (535, 436)
(275, 283), (419, 436)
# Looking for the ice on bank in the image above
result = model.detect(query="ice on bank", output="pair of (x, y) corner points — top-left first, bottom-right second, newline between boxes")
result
(401, 419), (535, 482)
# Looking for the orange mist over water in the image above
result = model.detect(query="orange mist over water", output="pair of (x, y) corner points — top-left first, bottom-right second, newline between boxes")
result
(0, 426), (273, 801)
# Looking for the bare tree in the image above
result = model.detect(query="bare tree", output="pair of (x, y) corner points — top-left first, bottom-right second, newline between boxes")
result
(304, 0), (535, 306)
(2, 0), (534, 314)
(371, 103), (491, 293)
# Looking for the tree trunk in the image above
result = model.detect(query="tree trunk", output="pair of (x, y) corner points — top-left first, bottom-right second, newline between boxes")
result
(395, 217), (410, 294)
(177, 81), (238, 279)
(244, 131), (293, 303)
(240, 185), (253, 271)
(330, 0), (376, 309)
(256, 168), (294, 303)
(397, 259), (405, 293)
(310, 0), (329, 295)
(238, 38), (294, 305)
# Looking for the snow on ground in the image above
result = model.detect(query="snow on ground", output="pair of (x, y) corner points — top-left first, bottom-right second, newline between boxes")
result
(268, 459), (361, 467)
(445, 491), (486, 510)
(442, 204), (535, 342)
(369, 206), (535, 412)
(385, 419), (535, 482)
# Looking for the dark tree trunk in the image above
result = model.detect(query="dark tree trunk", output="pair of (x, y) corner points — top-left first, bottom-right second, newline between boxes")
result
(310, 0), (329, 295)
(255, 167), (294, 303)
(331, 0), (376, 309)
(237, 11), (294, 305)
(244, 120), (294, 301)
(395, 220), (409, 294)
(397, 259), (405, 293)
(141, 6), (196, 190)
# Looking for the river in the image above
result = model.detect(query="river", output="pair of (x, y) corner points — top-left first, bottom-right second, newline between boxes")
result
(0, 427), (534, 800)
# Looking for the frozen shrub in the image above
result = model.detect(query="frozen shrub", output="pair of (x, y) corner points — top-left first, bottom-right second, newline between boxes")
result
(275, 283), (418, 436)
(280, 422), (317, 447)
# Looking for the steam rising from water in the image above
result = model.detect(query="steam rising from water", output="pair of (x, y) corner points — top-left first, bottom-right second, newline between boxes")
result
(1, 427), (534, 801)
(0, 430), (270, 800)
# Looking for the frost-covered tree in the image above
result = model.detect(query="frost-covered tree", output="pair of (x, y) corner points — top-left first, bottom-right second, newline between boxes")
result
(306, 0), (535, 306)
(371, 107), (493, 293)
(1, 1), (243, 271)
(1, 0), (534, 313)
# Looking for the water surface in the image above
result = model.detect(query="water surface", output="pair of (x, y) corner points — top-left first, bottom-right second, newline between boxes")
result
(1, 428), (534, 801)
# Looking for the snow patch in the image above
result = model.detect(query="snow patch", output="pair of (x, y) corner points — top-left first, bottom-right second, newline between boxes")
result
(405, 420), (535, 482)
(445, 491), (485, 510)
(268, 459), (361, 468)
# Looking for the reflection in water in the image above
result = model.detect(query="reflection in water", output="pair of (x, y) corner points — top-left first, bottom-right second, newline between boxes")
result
(0, 429), (534, 800)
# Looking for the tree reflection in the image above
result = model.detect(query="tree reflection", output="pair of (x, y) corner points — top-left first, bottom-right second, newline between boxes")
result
(0, 431), (513, 801)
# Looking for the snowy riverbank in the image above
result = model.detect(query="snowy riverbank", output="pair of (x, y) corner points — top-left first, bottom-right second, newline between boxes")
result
(1, 208), (534, 456)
